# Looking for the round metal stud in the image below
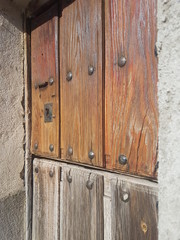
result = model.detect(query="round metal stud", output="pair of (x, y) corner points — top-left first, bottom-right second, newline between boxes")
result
(49, 144), (54, 152)
(88, 150), (95, 160)
(34, 143), (38, 150)
(68, 146), (73, 156)
(35, 167), (39, 173)
(34, 83), (38, 89)
(66, 71), (72, 81)
(86, 180), (93, 190)
(118, 56), (126, 67)
(118, 154), (128, 165)
(49, 170), (54, 177)
(49, 78), (54, 85)
(88, 65), (95, 76)
(67, 174), (72, 183)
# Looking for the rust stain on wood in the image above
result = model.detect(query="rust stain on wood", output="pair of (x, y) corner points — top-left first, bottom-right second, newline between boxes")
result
(105, 0), (158, 178)
(60, 0), (103, 167)
(31, 5), (59, 157)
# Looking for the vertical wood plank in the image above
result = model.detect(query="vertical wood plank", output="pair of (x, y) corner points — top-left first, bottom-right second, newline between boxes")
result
(111, 179), (158, 240)
(61, 167), (104, 240)
(60, 0), (103, 166)
(31, 5), (59, 157)
(105, 0), (158, 178)
(32, 159), (60, 240)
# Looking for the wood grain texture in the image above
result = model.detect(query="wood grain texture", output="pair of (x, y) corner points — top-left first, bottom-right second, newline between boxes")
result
(105, 0), (158, 178)
(32, 159), (60, 240)
(111, 179), (158, 240)
(61, 167), (104, 240)
(60, 0), (103, 166)
(31, 5), (59, 157)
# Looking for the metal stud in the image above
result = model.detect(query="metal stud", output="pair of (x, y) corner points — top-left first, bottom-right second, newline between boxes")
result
(88, 150), (95, 160)
(34, 83), (38, 89)
(35, 167), (39, 173)
(68, 146), (73, 156)
(86, 180), (93, 190)
(67, 174), (72, 183)
(49, 78), (54, 85)
(121, 191), (130, 203)
(49, 144), (54, 152)
(34, 143), (38, 150)
(88, 65), (95, 75)
(66, 71), (72, 81)
(49, 170), (54, 177)
(118, 56), (126, 67)
(118, 154), (127, 165)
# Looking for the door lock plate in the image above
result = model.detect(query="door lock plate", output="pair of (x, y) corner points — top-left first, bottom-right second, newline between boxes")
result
(44, 103), (53, 122)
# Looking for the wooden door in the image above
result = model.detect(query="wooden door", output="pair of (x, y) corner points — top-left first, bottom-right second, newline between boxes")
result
(61, 167), (104, 240)
(31, 5), (59, 157)
(32, 159), (60, 240)
(105, 0), (158, 178)
(60, 0), (103, 167)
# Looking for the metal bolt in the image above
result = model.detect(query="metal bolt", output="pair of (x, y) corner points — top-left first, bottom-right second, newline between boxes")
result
(122, 192), (129, 202)
(86, 180), (93, 190)
(35, 167), (39, 173)
(49, 170), (54, 177)
(68, 146), (73, 156)
(49, 78), (54, 85)
(67, 174), (72, 183)
(49, 144), (54, 152)
(118, 154), (127, 165)
(34, 143), (38, 150)
(88, 150), (95, 160)
(66, 71), (72, 81)
(88, 65), (95, 75)
(118, 56), (126, 67)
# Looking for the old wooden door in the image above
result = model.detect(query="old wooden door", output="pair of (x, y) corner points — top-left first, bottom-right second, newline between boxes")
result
(31, 5), (59, 157)
(105, 0), (158, 178)
(60, 0), (103, 167)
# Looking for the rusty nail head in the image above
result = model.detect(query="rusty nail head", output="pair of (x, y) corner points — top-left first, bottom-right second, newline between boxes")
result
(86, 180), (93, 190)
(119, 154), (127, 165)
(49, 170), (53, 177)
(66, 71), (72, 81)
(49, 144), (54, 152)
(35, 167), (39, 173)
(118, 56), (126, 67)
(49, 78), (54, 85)
(34, 143), (38, 150)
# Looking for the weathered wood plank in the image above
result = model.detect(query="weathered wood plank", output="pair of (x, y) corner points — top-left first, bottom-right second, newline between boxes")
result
(61, 167), (104, 240)
(111, 179), (158, 240)
(105, 0), (158, 178)
(32, 159), (60, 240)
(31, 5), (59, 157)
(60, 0), (103, 166)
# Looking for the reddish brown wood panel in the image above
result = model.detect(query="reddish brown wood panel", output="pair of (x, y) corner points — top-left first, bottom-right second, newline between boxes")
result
(60, 0), (103, 166)
(31, 5), (59, 157)
(105, 0), (158, 178)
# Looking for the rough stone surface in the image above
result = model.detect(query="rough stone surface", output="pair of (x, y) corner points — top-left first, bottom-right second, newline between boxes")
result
(0, 0), (24, 199)
(157, 0), (180, 239)
(0, 191), (25, 240)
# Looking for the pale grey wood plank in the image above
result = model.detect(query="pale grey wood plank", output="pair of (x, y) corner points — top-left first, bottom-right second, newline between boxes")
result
(32, 159), (60, 240)
(61, 167), (104, 240)
(111, 179), (158, 240)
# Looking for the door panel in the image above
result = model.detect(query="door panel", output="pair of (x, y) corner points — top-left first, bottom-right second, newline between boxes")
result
(31, 5), (59, 157)
(105, 0), (158, 178)
(32, 159), (60, 240)
(61, 167), (104, 240)
(60, 0), (103, 166)
(111, 179), (158, 239)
